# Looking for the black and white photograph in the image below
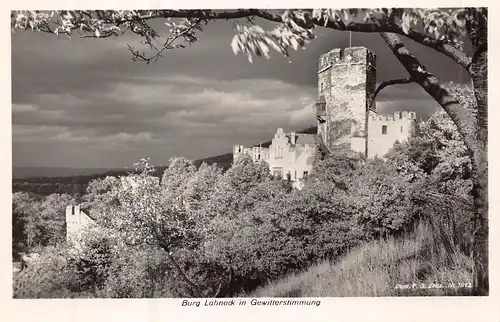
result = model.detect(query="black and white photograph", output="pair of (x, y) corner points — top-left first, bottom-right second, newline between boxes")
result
(10, 7), (489, 301)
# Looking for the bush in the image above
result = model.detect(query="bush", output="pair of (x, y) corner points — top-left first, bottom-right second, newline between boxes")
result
(13, 245), (72, 298)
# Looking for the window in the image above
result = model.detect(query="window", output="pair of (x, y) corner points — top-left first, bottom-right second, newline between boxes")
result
(400, 126), (403, 133)
(272, 168), (283, 179)
(294, 171), (297, 180)
(303, 171), (309, 179)
(320, 83), (324, 93)
(382, 125), (388, 135)
(258, 154), (261, 160)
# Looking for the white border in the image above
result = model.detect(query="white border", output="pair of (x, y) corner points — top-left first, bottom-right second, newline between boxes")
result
(1, 1), (499, 322)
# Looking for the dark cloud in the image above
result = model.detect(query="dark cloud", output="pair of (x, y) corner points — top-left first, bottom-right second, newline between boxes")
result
(12, 14), (469, 168)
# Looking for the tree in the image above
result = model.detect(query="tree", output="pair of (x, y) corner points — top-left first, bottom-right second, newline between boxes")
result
(160, 157), (197, 195)
(11, 8), (488, 295)
(183, 162), (223, 211)
(12, 192), (35, 255)
(79, 159), (194, 296)
(12, 192), (73, 250)
(39, 193), (74, 245)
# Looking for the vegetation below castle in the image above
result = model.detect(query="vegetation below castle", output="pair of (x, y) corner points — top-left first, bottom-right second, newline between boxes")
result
(12, 108), (475, 298)
(249, 222), (473, 297)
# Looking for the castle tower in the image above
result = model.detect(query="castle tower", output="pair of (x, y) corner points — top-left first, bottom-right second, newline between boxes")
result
(66, 204), (94, 242)
(232, 144), (245, 160)
(316, 46), (376, 155)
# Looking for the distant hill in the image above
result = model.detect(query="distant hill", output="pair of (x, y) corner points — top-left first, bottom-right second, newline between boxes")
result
(13, 166), (126, 179)
(12, 126), (318, 196)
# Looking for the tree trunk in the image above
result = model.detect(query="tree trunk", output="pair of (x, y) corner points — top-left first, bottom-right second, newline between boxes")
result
(161, 245), (202, 297)
(469, 44), (488, 297)
(470, 149), (488, 295)
(379, 31), (489, 295)
(467, 8), (488, 295)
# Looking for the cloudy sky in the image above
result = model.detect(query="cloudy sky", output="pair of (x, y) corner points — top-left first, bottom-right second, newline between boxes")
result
(12, 12), (471, 169)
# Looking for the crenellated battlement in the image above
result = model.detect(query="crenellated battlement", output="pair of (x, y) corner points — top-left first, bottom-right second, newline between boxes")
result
(318, 46), (375, 72)
(370, 111), (417, 122)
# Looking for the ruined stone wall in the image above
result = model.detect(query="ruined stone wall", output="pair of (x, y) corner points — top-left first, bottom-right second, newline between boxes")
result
(233, 144), (269, 163)
(317, 46), (376, 155)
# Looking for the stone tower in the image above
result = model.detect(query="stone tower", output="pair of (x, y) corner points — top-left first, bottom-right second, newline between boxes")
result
(316, 46), (376, 155)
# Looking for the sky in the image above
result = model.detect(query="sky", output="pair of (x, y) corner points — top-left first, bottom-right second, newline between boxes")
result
(11, 12), (471, 169)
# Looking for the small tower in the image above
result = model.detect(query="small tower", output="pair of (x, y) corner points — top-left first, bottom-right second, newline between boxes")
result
(232, 144), (244, 161)
(66, 204), (94, 242)
(316, 46), (376, 155)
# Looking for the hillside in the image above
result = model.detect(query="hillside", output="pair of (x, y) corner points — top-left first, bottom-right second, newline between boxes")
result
(248, 223), (473, 297)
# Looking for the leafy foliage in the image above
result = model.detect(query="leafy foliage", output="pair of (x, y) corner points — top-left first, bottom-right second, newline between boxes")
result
(11, 8), (477, 64)
(12, 192), (73, 253)
(13, 139), (477, 298)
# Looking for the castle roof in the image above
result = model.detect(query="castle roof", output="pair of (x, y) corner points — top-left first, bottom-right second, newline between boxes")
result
(250, 127), (318, 149)
(293, 133), (318, 145)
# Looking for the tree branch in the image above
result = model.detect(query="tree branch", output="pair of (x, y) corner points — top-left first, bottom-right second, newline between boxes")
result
(369, 77), (415, 109)
(378, 32), (476, 155)
(15, 10), (472, 70)
(127, 17), (202, 64)
(160, 242), (202, 297)
(166, 9), (472, 69)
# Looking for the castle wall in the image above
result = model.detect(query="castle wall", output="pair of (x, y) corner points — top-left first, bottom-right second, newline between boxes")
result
(267, 129), (317, 188)
(317, 47), (376, 155)
(290, 144), (316, 188)
(269, 128), (294, 179)
(66, 205), (94, 242)
(367, 111), (416, 158)
(233, 129), (316, 190)
(233, 144), (269, 163)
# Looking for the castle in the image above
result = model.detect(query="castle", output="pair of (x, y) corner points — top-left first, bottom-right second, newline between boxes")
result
(233, 46), (416, 189)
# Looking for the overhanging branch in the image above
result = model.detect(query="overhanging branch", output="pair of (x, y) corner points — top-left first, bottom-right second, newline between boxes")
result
(370, 77), (415, 109)
(378, 32), (476, 155)
(15, 9), (472, 70)
(161, 9), (473, 69)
